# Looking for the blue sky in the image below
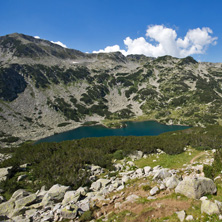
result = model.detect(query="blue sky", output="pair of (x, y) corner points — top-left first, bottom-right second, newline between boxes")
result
(0, 0), (222, 62)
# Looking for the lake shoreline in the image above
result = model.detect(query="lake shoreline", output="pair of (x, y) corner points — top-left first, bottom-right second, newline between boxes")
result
(35, 119), (190, 144)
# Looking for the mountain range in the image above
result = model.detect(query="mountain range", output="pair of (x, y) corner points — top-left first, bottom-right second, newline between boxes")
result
(1, 33), (222, 146)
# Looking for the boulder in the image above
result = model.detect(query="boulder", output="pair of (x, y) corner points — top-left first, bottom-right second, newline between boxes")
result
(62, 191), (80, 205)
(0, 167), (12, 181)
(42, 184), (70, 206)
(135, 168), (144, 177)
(144, 166), (152, 175)
(150, 186), (159, 196)
(17, 174), (27, 182)
(61, 204), (78, 219)
(15, 193), (37, 210)
(175, 176), (217, 199)
(77, 199), (90, 212)
(201, 200), (220, 215)
(90, 181), (102, 191)
(11, 189), (31, 201)
(0, 200), (15, 216)
(114, 163), (123, 171)
(128, 151), (143, 160)
(176, 210), (185, 222)
(153, 169), (172, 181)
(122, 175), (130, 184)
(165, 176), (180, 189)
(125, 194), (139, 203)
(76, 187), (88, 196)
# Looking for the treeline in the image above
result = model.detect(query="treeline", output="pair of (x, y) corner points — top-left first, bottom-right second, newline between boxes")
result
(1, 125), (222, 196)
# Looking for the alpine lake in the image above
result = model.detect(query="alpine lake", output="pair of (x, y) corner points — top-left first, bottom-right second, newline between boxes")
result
(36, 121), (190, 144)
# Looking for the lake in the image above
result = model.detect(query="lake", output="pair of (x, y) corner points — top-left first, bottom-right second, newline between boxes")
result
(36, 121), (190, 144)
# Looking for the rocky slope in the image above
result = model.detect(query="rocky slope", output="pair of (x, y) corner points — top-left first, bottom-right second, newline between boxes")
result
(1, 33), (222, 146)
(1, 148), (222, 221)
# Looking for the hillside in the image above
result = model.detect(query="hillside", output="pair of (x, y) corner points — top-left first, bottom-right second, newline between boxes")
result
(1, 33), (222, 146)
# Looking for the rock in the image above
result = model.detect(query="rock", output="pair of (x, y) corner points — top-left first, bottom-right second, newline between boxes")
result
(76, 187), (88, 196)
(15, 193), (37, 209)
(153, 169), (172, 181)
(42, 184), (70, 206)
(125, 194), (139, 202)
(144, 166), (152, 175)
(0, 200), (15, 217)
(150, 186), (159, 196)
(25, 208), (37, 217)
(122, 175), (129, 183)
(201, 199), (220, 215)
(77, 199), (90, 212)
(200, 196), (208, 201)
(114, 163), (123, 171)
(128, 151), (143, 160)
(61, 204), (78, 219)
(11, 215), (30, 222)
(186, 215), (194, 220)
(135, 168), (144, 177)
(165, 176), (179, 189)
(0, 196), (4, 204)
(127, 161), (135, 167)
(11, 189), (31, 201)
(176, 210), (186, 222)
(215, 200), (222, 212)
(62, 191), (80, 205)
(98, 179), (111, 187)
(90, 181), (102, 191)
(175, 176), (217, 199)
(159, 183), (166, 190)
(117, 185), (124, 191)
(17, 174), (27, 182)
(0, 167), (12, 181)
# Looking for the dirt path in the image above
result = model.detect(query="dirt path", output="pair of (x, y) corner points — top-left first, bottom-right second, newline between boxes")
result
(190, 152), (206, 164)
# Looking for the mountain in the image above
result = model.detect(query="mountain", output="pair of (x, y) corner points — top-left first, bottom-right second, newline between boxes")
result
(0, 33), (222, 146)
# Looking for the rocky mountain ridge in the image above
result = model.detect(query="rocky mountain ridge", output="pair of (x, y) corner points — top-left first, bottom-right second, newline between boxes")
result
(1, 33), (222, 146)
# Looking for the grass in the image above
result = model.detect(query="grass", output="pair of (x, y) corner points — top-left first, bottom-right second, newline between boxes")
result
(134, 148), (202, 169)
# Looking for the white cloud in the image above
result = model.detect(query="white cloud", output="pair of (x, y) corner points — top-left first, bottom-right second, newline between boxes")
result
(50, 40), (67, 48)
(34, 36), (40, 39)
(93, 25), (217, 58)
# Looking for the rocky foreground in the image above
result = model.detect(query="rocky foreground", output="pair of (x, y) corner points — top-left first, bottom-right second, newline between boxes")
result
(0, 149), (221, 221)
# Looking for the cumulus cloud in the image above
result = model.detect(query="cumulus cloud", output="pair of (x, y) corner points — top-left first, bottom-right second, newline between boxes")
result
(34, 36), (40, 39)
(50, 40), (67, 48)
(93, 25), (217, 58)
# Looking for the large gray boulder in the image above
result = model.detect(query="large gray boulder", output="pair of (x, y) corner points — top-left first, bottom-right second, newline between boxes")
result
(62, 191), (80, 205)
(153, 169), (172, 181)
(201, 200), (220, 215)
(42, 184), (70, 206)
(175, 176), (217, 199)
(0, 200), (15, 217)
(128, 151), (143, 160)
(15, 193), (37, 210)
(165, 176), (180, 189)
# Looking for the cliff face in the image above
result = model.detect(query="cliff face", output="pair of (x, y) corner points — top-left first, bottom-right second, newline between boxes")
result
(0, 33), (222, 145)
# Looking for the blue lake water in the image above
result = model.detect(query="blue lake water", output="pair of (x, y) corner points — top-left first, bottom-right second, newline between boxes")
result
(36, 121), (190, 144)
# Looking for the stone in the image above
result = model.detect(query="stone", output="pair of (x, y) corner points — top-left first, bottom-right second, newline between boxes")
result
(125, 194), (139, 203)
(153, 169), (172, 181)
(15, 193), (37, 209)
(98, 179), (111, 187)
(201, 199), (220, 215)
(186, 215), (194, 220)
(150, 186), (159, 196)
(175, 176), (217, 199)
(61, 204), (78, 219)
(135, 168), (144, 176)
(76, 187), (88, 196)
(159, 183), (166, 190)
(176, 210), (185, 222)
(77, 199), (90, 212)
(25, 208), (37, 217)
(0, 200), (15, 216)
(127, 161), (135, 167)
(122, 175), (129, 183)
(0, 167), (12, 181)
(11, 189), (31, 201)
(117, 185), (124, 191)
(0, 196), (4, 204)
(128, 150), (143, 160)
(42, 184), (70, 206)
(90, 181), (102, 191)
(144, 166), (152, 175)
(114, 163), (123, 171)
(17, 174), (27, 182)
(62, 191), (80, 205)
(147, 196), (156, 200)
(11, 215), (30, 222)
(165, 176), (179, 189)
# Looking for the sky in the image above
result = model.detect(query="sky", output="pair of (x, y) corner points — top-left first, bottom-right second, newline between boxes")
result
(0, 0), (222, 62)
